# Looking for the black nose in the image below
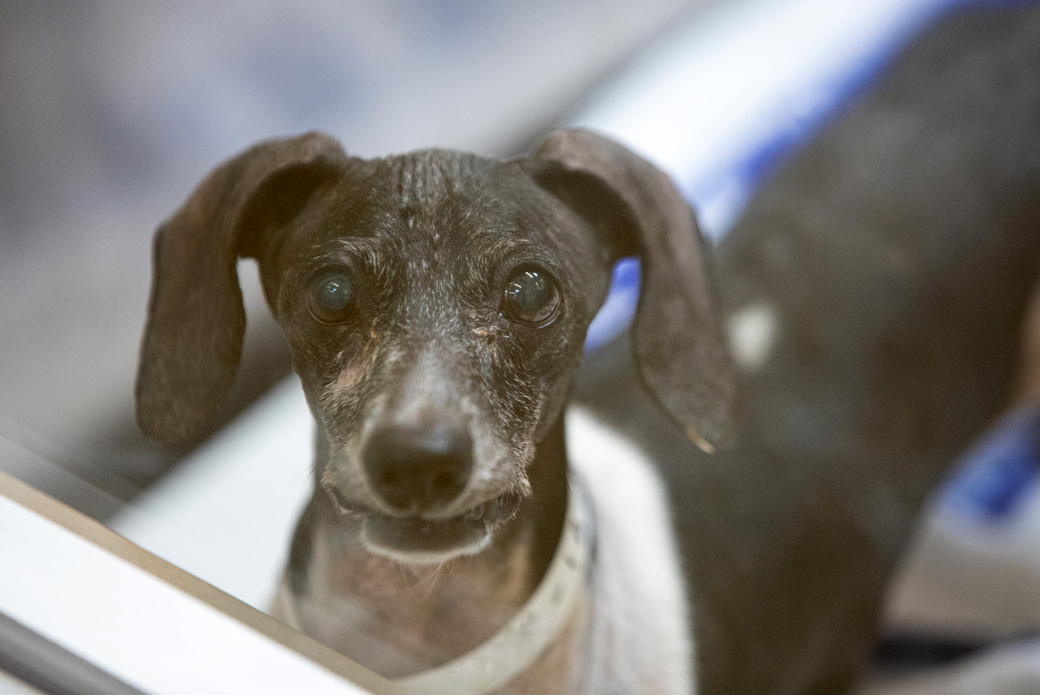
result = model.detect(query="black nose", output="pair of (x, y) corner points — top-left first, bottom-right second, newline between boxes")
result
(362, 423), (473, 514)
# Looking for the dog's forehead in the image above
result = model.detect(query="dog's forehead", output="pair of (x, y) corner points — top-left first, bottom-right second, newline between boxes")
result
(375, 148), (493, 205)
(347, 149), (566, 248)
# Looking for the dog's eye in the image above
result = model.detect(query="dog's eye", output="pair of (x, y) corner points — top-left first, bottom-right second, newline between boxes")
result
(503, 269), (560, 327)
(308, 272), (356, 324)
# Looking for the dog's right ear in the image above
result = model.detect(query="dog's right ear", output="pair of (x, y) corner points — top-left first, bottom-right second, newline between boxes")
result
(135, 131), (348, 443)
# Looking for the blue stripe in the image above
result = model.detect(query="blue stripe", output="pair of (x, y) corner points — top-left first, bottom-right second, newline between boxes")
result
(941, 408), (1040, 520)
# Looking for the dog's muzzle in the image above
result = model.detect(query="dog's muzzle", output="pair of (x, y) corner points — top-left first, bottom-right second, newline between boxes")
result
(362, 421), (473, 515)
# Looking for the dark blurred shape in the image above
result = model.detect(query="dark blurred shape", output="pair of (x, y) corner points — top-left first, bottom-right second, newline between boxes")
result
(577, 4), (1040, 693)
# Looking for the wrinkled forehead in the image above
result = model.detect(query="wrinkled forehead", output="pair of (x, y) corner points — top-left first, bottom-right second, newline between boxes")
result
(361, 150), (558, 245)
(301, 149), (593, 265)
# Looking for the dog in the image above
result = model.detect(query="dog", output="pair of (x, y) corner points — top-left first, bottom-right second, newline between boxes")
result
(135, 5), (1040, 694)
(135, 128), (736, 694)
(576, 5), (1040, 694)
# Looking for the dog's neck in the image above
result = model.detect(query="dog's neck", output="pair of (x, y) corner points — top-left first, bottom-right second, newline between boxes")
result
(286, 416), (573, 681)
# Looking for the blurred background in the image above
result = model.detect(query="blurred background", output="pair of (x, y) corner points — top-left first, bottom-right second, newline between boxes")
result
(2, 1), (1038, 693)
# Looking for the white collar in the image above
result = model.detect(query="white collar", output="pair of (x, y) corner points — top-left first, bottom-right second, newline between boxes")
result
(396, 483), (593, 695)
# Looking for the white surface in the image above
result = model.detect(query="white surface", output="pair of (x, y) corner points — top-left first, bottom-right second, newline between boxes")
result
(0, 493), (374, 695)
(108, 377), (315, 609)
(0, 670), (46, 695)
(884, 485), (1040, 637)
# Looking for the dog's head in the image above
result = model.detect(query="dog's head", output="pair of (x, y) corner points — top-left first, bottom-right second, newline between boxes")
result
(135, 129), (734, 562)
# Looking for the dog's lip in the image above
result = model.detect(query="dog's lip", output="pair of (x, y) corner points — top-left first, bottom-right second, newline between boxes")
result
(331, 492), (522, 561)
(330, 489), (522, 525)
(361, 514), (491, 562)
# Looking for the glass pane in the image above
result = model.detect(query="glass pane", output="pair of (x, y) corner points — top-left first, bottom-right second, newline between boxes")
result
(0, 1), (697, 690)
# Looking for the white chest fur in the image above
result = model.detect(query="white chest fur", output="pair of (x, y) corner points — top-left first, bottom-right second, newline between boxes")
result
(565, 407), (695, 695)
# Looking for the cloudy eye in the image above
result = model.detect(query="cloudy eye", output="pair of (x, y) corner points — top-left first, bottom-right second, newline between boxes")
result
(308, 271), (355, 324)
(502, 268), (561, 327)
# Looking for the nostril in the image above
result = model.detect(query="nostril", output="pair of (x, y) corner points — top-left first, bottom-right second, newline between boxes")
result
(382, 470), (402, 492)
(431, 471), (458, 498)
(375, 468), (411, 510)
(363, 423), (473, 514)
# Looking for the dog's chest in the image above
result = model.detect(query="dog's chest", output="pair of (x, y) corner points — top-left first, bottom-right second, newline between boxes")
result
(277, 407), (695, 694)
(295, 526), (541, 678)
(565, 408), (696, 695)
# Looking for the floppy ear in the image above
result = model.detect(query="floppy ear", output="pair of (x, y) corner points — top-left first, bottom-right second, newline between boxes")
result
(530, 128), (736, 450)
(136, 131), (348, 443)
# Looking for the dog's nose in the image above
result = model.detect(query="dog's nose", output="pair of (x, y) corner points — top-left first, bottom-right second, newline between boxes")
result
(362, 423), (473, 514)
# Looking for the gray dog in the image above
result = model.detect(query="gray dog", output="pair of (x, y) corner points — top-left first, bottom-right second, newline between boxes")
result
(136, 5), (1040, 694)
(136, 127), (733, 694)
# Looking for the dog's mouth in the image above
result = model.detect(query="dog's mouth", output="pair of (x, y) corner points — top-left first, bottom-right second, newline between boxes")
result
(333, 492), (523, 564)
(362, 514), (490, 563)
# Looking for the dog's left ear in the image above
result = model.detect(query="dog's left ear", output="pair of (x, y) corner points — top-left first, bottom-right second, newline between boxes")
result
(529, 128), (736, 450)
